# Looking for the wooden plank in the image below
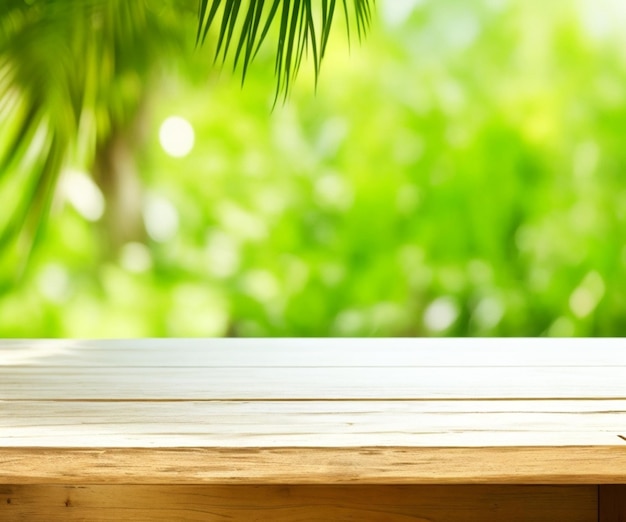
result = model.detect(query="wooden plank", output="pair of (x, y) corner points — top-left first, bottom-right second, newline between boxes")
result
(2, 340), (625, 488)
(0, 484), (597, 522)
(2, 447), (626, 485)
(1, 338), (626, 367)
(600, 485), (626, 522)
(1, 400), (625, 447)
(2, 366), (626, 400)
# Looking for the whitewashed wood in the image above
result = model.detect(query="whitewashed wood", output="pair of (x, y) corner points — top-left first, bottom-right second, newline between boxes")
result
(2, 339), (626, 486)
(1, 400), (625, 447)
(1, 338), (626, 367)
(2, 366), (626, 400)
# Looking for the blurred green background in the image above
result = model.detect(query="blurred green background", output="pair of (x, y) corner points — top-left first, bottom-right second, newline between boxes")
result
(2, 0), (626, 338)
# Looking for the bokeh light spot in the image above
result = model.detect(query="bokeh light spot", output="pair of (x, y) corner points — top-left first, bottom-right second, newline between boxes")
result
(159, 116), (195, 158)
(60, 169), (105, 222)
(424, 297), (459, 333)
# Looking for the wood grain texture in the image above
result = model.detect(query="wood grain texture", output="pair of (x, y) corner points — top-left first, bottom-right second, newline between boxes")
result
(0, 484), (598, 522)
(2, 447), (626, 485)
(2, 338), (626, 367)
(600, 485), (626, 522)
(2, 339), (625, 401)
(2, 366), (626, 400)
(2, 400), (626, 447)
(2, 339), (626, 487)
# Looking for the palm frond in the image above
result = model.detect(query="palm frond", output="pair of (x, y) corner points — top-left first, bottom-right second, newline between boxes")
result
(0, 0), (196, 282)
(197, 0), (375, 98)
(0, 0), (374, 284)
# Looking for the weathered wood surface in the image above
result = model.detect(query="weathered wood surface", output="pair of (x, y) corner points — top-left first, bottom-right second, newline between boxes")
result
(3, 338), (626, 367)
(4, 366), (626, 399)
(2, 447), (626, 485)
(2, 400), (626, 447)
(1, 339), (626, 485)
(2, 338), (626, 400)
(0, 485), (598, 522)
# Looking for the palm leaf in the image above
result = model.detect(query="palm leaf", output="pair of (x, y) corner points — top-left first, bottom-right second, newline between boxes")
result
(0, 0), (374, 284)
(197, 0), (375, 98)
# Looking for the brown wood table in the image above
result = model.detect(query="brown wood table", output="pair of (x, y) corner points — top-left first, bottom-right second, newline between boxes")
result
(1, 338), (626, 521)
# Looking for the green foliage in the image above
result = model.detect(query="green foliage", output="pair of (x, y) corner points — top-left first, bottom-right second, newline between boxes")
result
(196, 0), (373, 97)
(0, 0), (369, 280)
(0, 0), (197, 283)
(2, 0), (626, 337)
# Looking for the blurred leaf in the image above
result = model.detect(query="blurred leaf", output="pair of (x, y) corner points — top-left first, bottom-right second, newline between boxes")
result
(0, 0), (373, 284)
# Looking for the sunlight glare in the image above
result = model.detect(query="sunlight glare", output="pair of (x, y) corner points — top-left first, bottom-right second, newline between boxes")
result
(60, 169), (105, 222)
(159, 116), (195, 158)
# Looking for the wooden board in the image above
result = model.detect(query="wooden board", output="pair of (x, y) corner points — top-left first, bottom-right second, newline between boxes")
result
(0, 485), (598, 522)
(2, 447), (626, 485)
(599, 485), (626, 522)
(1, 339), (626, 486)
(3, 365), (626, 400)
(2, 400), (626, 447)
(2, 338), (626, 367)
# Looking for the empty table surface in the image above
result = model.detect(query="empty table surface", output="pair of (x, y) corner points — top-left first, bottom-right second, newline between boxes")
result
(1, 338), (626, 484)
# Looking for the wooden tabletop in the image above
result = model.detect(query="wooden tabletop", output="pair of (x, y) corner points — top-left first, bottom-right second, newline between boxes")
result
(1, 338), (626, 485)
